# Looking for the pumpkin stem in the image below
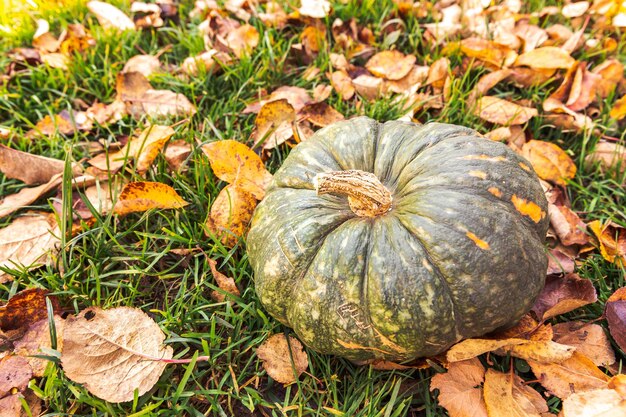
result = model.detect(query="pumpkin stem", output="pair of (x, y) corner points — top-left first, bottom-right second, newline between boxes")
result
(314, 170), (392, 217)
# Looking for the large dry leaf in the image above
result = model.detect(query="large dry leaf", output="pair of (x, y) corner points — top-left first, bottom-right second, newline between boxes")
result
(122, 54), (161, 77)
(0, 145), (75, 185)
(200, 140), (272, 200)
(112, 181), (189, 216)
(605, 288), (626, 353)
(87, 1), (135, 31)
(298, 102), (345, 127)
(365, 50), (416, 80)
(256, 334), (308, 385)
(468, 70), (511, 103)
(0, 355), (32, 397)
(0, 173), (63, 218)
(206, 184), (256, 248)
(522, 140), (576, 186)
(515, 47), (575, 69)
(460, 38), (517, 68)
(430, 358), (488, 417)
(251, 99), (296, 149)
(560, 387), (626, 417)
(584, 142), (626, 175)
(587, 221), (626, 265)
(14, 315), (65, 377)
(531, 273), (597, 321)
(447, 337), (574, 364)
(552, 322), (616, 367)
(61, 307), (173, 403)
(529, 351), (610, 399)
(483, 369), (549, 417)
(352, 74), (384, 101)
(0, 288), (59, 331)
(0, 213), (60, 284)
(207, 258), (240, 302)
(473, 96), (538, 125)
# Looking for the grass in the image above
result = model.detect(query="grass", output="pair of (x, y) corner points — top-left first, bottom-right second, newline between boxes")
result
(1, 0), (625, 416)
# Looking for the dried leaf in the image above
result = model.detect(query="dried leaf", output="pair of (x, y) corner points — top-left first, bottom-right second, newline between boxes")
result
(164, 140), (192, 171)
(448, 337), (575, 364)
(0, 174), (63, 218)
(610, 95), (626, 120)
(483, 369), (549, 417)
(61, 307), (173, 403)
(14, 316), (65, 377)
(0, 389), (41, 417)
(514, 23), (548, 53)
(515, 47), (575, 69)
(0, 145), (72, 185)
(529, 351), (610, 399)
(298, 102), (345, 127)
(605, 288), (626, 353)
(552, 322), (616, 367)
(531, 273), (597, 321)
(207, 258), (240, 301)
(298, 0), (330, 18)
(225, 24), (259, 58)
(352, 74), (384, 101)
(587, 221), (626, 265)
(592, 59), (624, 98)
(522, 140), (576, 186)
(330, 70), (355, 100)
(474, 96), (538, 125)
(200, 140), (273, 200)
(562, 1), (589, 17)
(112, 181), (189, 216)
(0, 288), (59, 331)
(87, 1), (135, 31)
(548, 203), (589, 246)
(0, 213), (60, 284)
(256, 334), (308, 384)
(460, 38), (517, 68)
(560, 387), (626, 416)
(430, 358), (488, 417)
(447, 339), (527, 362)
(181, 50), (230, 76)
(0, 356), (32, 397)
(251, 99), (296, 149)
(365, 50), (416, 80)
(468, 70), (511, 103)
(122, 54), (161, 77)
(206, 184), (256, 247)
(243, 86), (312, 114)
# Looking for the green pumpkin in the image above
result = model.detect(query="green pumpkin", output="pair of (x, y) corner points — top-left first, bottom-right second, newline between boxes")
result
(247, 117), (549, 361)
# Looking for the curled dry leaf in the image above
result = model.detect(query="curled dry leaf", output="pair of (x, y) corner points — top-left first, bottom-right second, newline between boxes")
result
(256, 334), (308, 385)
(473, 96), (538, 126)
(206, 184), (257, 248)
(14, 316), (65, 377)
(605, 288), (626, 353)
(87, 1), (135, 31)
(61, 307), (173, 403)
(112, 181), (189, 216)
(0, 288), (59, 331)
(592, 59), (624, 98)
(298, 102), (345, 127)
(531, 273), (597, 321)
(483, 369), (549, 417)
(552, 322), (616, 367)
(207, 258), (240, 301)
(522, 140), (576, 186)
(200, 140), (273, 200)
(0, 213), (60, 284)
(548, 203), (589, 246)
(429, 358), (488, 417)
(365, 50), (416, 80)
(163, 140), (192, 171)
(587, 220), (626, 265)
(515, 47), (575, 69)
(447, 337), (575, 364)
(251, 99), (296, 149)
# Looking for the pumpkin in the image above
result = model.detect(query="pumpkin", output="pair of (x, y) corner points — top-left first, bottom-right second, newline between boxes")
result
(247, 117), (549, 361)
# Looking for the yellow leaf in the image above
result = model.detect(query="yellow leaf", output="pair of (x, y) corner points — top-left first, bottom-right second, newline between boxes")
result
(474, 96), (538, 125)
(251, 99), (296, 149)
(113, 181), (188, 215)
(206, 184), (257, 247)
(515, 47), (576, 69)
(522, 140), (576, 186)
(484, 369), (549, 417)
(365, 50), (417, 80)
(610, 95), (626, 120)
(587, 220), (625, 265)
(200, 140), (273, 200)
(256, 334), (308, 384)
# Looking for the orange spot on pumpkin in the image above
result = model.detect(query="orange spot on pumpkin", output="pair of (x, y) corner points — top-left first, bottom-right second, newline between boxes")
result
(511, 195), (545, 223)
(469, 170), (487, 179)
(466, 232), (490, 250)
(519, 162), (531, 172)
(462, 154), (507, 162)
(488, 187), (502, 197)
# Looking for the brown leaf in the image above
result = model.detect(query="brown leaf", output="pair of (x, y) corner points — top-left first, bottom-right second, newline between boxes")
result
(61, 307), (173, 403)
(0, 213), (60, 284)
(200, 140), (273, 200)
(468, 70), (511, 103)
(529, 351), (610, 399)
(548, 203), (589, 246)
(87, 1), (135, 31)
(243, 86), (312, 114)
(164, 140), (192, 171)
(258, 2), (287, 28)
(14, 316), (65, 377)
(460, 38), (517, 68)
(430, 358), (488, 417)
(112, 181), (189, 216)
(547, 246), (576, 274)
(483, 369), (549, 417)
(225, 24), (259, 58)
(384, 65), (429, 94)
(474, 96), (538, 125)
(0, 389), (41, 417)
(25, 111), (77, 138)
(365, 50), (417, 80)
(181, 50), (231, 76)
(256, 334), (308, 385)
(207, 258), (240, 301)
(522, 140), (576, 186)
(0, 356), (32, 397)
(552, 322), (616, 367)
(542, 98), (593, 131)
(251, 99), (296, 149)
(298, 102), (345, 127)
(514, 23), (548, 53)
(515, 47), (575, 69)
(0, 174), (63, 218)
(605, 288), (626, 353)
(531, 274), (597, 321)
(206, 184), (257, 247)
(592, 59), (624, 98)
(330, 70), (355, 100)
(560, 387), (626, 416)
(352, 74), (384, 101)
(447, 338), (528, 362)
(122, 54), (161, 77)
(301, 26), (325, 58)
(0, 288), (59, 331)
(587, 221), (626, 265)
(447, 337), (575, 364)
(0, 145), (74, 185)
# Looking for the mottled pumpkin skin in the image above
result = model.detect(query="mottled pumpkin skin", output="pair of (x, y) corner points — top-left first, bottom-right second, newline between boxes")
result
(247, 117), (549, 361)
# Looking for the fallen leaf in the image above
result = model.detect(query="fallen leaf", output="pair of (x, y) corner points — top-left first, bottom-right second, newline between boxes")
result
(301, 26), (326, 58)
(181, 50), (230, 76)
(206, 184), (257, 247)
(605, 288), (626, 353)
(560, 387), (626, 416)
(200, 140), (273, 200)
(447, 339), (526, 362)
(447, 337), (574, 364)
(514, 22), (548, 53)
(531, 273), (597, 321)
(587, 221), (626, 265)
(515, 47), (575, 69)
(13, 315), (65, 377)
(112, 181), (189, 216)
(298, 102), (345, 127)
(122, 54), (161, 77)
(430, 358), (488, 417)
(548, 203), (589, 246)
(0, 213), (60, 284)
(330, 70), (355, 100)
(365, 50), (416, 80)
(474, 96), (538, 125)
(87, 1), (135, 31)
(243, 86), (312, 114)
(609, 374), (626, 398)
(0, 173), (63, 218)
(592, 59), (624, 98)
(547, 245), (576, 274)
(0, 356), (32, 397)
(552, 322), (616, 367)
(468, 69), (511, 104)
(0, 288), (59, 331)
(529, 351), (610, 399)
(225, 24), (259, 58)
(460, 38), (517, 68)
(298, 0), (331, 18)
(251, 99), (296, 149)
(256, 334), (308, 385)
(0, 389), (41, 417)
(610, 95), (626, 120)
(163, 140), (192, 171)
(25, 111), (77, 138)
(483, 369), (549, 416)
(258, 1), (287, 28)
(522, 140), (576, 186)
(542, 98), (594, 131)
(61, 307), (173, 403)
(207, 258), (240, 301)
(352, 74), (384, 101)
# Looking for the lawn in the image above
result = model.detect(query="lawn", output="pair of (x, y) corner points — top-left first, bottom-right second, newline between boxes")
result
(0, 0), (625, 416)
